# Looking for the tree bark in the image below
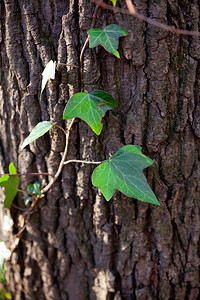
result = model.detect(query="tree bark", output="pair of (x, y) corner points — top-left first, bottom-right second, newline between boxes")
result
(0, 0), (200, 299)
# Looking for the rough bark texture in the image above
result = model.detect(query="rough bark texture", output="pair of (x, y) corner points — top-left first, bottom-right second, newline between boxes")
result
(0, 0), (200, 299)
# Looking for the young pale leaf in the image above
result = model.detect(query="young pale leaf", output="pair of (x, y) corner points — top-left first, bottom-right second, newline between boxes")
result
(88, 24), (128, 58)
(92, 145), (159, 205)
(63, 91), (117, 135)
(110, 0), (117, 6)
(21, 121), (54, 150)
(0, 163), (20, 209)
(40, 60), (56, 100)
(28, 181), (42, 197)
(4, 292), (12, 299)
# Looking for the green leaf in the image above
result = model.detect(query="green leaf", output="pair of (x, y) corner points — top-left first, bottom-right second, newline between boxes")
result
(110, 0), (117, 6)
(0, 163), (20, 209)
(40, 60), (56, 100)
(63, 91), (117, 135)
(28, 181), (42, 197)
(21, 121), (54, 150)
(88, 24), (128, 58)
(92, 145), (159, 205)
(4, 292), (12, 299)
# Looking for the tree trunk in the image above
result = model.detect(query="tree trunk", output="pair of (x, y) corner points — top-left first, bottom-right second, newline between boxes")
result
(0, 0), (200, 299)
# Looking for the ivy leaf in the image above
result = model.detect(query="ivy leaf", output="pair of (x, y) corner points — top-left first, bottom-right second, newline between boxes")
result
(110, 0), (117, 6)
(21, 121), (54, 150)
(28, 181), (42, 198)
(88, 24), (128, 58)
(0, 163), (20, 209)
(63, 91), (117, 135)
(92, 145), (159, 205)
(40, 60), (56, 100)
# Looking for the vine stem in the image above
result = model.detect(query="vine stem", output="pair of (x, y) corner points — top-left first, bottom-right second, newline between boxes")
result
(41, 118), (75, 194)
(80, 0), (103, 92)
(54, 124), (68, 135)
(57, 62), (79, 69)
(64, 159), (102, 165)
(18, 118), (76, 222)
(12, 204), (28, 211)
(93, 0), (200, 37)
(0, 172), (54, 178)
(80, 36), (89, 92)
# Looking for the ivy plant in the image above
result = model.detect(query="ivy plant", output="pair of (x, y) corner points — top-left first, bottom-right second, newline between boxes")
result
(0, 21), (159, 212)
(88, 24), (128, 58)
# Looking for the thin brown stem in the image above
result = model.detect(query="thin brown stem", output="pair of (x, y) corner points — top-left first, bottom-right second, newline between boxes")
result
(54, 124), (68, 135)
(14, 225), (26, 238)
(80, 0), (103, 92)
(57, 62), (80, 69)
(92, 0), (200, 37)
(0, 172), (54, 178)
(12, 204), (28, 211)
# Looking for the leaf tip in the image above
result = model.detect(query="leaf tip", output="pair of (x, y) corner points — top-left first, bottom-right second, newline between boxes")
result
(115, 51), (120, 59)
(21, 144), (25, 151)
(154, 199), (160, 206)
(124, 30), (129, 36)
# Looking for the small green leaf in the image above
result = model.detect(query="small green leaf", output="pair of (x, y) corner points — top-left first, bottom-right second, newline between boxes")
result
(63, 91), (117, 135)
(0, 163), (20, 209)
(92, 145), (159, 205)
(40, 60), (56, 100)
(88, 24), (128, 58)
(4, 292), (12, 299)
(21, 121), (54, 150)
(28, 181), (42, 197)
(110, 0), (117, 6)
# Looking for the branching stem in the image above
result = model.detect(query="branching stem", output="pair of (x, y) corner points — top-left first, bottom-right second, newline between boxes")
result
(0, 172), (54, 178)
(54, 124), (68, 135)
(80, 0), (103, 92)
(41, 118), (76, 194)
(93, 0), (200, 37)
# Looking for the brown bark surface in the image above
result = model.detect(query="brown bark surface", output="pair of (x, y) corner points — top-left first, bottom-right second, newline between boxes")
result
(0, 0), (200, 299)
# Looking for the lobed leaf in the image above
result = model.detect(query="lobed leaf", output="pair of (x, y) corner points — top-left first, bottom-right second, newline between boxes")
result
(88, 24), (128, 58)
(40, 60), (56, 100)
(63, 91), (117, 135)
(28, 181), (42, 197)
(0, 163), (20, 209)
(92, 145), (159, 205)
(21, 121), (54, 150)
